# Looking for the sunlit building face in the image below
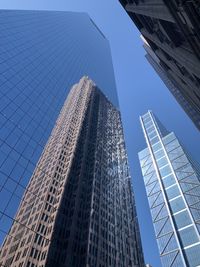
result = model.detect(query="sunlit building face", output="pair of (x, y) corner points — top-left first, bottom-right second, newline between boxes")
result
(139, 110), (200, 267)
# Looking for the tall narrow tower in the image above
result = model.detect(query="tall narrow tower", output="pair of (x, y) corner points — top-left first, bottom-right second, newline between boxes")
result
(0, 77), (144, 267)
(139, 110), (200, 267)
(0, 9), (119, 250)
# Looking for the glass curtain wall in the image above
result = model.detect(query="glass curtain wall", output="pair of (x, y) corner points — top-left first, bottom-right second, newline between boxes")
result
(139, 110), (200, 267)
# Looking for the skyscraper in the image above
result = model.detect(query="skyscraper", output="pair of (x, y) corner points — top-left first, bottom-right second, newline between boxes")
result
(139, 110), (200, 267)
(0, 77), (144, 267)
(0, 10), (144, 267)
(0, 8), (118, 246)
(119, 0), (200, 130)
(143, 39), (200, 131)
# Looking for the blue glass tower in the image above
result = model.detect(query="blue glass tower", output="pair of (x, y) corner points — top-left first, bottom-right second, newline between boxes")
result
(0, 9), (119, 244)
(0, 10), (145, 267)
(139, 111), (200, 267)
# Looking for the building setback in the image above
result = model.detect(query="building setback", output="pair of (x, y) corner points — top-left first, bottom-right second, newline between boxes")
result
(139, 110), (200, 267)
(119, 0), (200, 131)
(0, 77), (145, 267)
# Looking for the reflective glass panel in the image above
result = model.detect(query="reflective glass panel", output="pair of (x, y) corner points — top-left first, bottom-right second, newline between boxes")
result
(157, 157), (168, 168)
(162, 174), (175, 188)
(170, 196), (185, 213)
(174, 210), (192, 229)
(160, 165), (172, 178)
(179, 226), (199, 247)
(184, 244), (200, 266)
(152, 142), (162, 152)
(166, 185), (180, 200)
(154, 149), (165, 160)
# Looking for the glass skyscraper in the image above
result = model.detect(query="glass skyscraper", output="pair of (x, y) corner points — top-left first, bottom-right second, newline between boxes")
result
(139, 110), (200, 267)
(0, 76), (144, 267)
(0, 10), (144, 267)
(0, 9), (118, 245)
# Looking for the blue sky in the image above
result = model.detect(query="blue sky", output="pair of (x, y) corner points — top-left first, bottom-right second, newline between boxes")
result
(1, 1), (200, 266)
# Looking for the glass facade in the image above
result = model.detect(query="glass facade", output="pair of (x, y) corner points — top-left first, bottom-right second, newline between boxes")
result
(139, 110), (200, 267)
(0, 77), (144, 266)
(0, 10), (145, 267)
(0, 9), (118, 246)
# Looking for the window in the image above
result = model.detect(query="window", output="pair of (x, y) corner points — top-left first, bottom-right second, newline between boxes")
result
(154, 149), (165, 160)
(185, 244), (200, 266)
(165, 140), (179, 152)
(148, 130), (157, 140)
(152, 142), (162, 152)
(162, 174), (175, 188)
(179, 226), (199, 247)
(157, 157), (168, 168)
(145, 120), (153, 129)
(142, 116), (151, 124)
(163, 133), (176, 145)
(160, 165), (171, 178)
(138, 148), (150, 160)
(150, 136), (159, 145)
(170, 196), (185, 213)
(166, 184), (180, 200)
(174, 210), (192, 229)
(147, 125), (155, 134)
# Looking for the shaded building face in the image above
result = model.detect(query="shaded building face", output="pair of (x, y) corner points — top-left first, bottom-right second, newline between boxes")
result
(119, 0), (200, 131)
(0, 9), (118, 247)
(143, 42), (200, 131)
(0, 77), (144, 267)
(139, 111), (200, 267)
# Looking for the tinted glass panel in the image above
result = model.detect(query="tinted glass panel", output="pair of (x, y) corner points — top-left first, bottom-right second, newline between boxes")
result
(166, 185), (180, 199)
(152, 142), (162, 152)
(185, 244), (200, 266)
(154, 149), (165, 160)
(162, 174), (175, 188)
(150, 136), (160, 145)
(157, 157), (168, 168)
(147, 125), (155, 134)
(138, 148), (150, 160)
(145, 121), (153, 129)
(179, 226), (199, 247)
(160, 165), (172, 177)
(162, 132), (176, 145)
(148, 131), (157, 139)
(174, 210), (192, 229)
(169, 196), (185, 213)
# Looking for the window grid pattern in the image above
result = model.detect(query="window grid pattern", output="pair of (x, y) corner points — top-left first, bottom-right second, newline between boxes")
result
(139, 147), (180, 267)
(139, 110), (200, 267)
(0, 77), (145, 267)
(0, 9), (120, 266)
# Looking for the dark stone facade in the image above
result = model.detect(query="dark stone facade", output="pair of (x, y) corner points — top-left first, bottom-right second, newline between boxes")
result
(120, 0), (200, 130)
